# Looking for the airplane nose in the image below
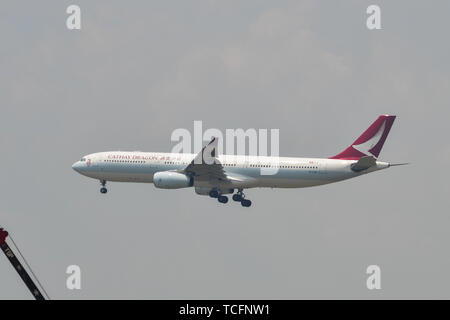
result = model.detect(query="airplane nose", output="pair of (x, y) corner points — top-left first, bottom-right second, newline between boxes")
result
(72, 161), (81, 172)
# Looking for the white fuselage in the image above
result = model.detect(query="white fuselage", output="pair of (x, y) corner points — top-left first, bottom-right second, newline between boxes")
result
(72, 151), (390, 191)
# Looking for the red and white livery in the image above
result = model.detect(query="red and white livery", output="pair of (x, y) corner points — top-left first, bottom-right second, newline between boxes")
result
(72, 115), (406, 207)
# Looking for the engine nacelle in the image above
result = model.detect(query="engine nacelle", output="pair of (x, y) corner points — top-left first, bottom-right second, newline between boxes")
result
(153, 171), (193, 189)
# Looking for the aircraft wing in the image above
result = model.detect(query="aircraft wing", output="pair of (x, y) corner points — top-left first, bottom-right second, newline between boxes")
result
(182, 137), (229, 181)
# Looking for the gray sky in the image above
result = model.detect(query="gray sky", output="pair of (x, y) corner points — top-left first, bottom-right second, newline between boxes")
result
(1, 0), (449, 299)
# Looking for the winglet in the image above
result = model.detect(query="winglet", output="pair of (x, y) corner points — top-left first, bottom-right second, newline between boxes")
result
(190, 137), (219, 165)
(206, 137), (217, 158)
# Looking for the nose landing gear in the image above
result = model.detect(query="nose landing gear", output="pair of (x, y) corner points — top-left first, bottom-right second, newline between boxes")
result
(100, 180), (107, 194)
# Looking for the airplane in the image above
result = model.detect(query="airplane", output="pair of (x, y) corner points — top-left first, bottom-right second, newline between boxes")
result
(72, 115), (407, 207)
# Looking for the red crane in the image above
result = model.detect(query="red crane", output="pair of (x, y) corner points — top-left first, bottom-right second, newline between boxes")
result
(0, 227), (47, 300)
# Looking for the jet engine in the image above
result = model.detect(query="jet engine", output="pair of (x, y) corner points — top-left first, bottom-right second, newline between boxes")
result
(153, 171), (193, 189)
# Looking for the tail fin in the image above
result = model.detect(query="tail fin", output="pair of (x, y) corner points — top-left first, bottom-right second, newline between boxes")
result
(330, 115), (396, 160)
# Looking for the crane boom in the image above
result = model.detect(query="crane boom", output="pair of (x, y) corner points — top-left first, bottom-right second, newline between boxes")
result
(0, 228), (46, 300)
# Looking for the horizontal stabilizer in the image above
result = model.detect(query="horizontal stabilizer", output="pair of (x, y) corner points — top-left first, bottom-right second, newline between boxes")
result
(351, 156), (376, 172)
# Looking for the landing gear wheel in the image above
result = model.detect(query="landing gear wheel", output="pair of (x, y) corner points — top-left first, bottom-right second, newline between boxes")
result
(218, 195), (228, 204)
(234, 189), (245, 202)
(232, 194), (242, 202)
(241, 199), (252, 207)
(100, 180), (107, 194)
(209, 190), (219, 198)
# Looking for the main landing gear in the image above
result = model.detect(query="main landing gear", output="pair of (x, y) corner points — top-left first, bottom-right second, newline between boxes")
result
(209, 189), (229, 203)
(100, 180), (107, 194)
(210, 188), (252, 207)
(233, 189), (252, 207)
(218, 195), (228, 204)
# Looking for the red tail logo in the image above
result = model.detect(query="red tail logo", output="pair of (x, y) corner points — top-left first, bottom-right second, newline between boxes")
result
(330, 115), (396, 160)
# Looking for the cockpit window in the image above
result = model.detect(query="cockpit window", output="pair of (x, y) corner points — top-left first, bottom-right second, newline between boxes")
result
(80, 157), (86, 162)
